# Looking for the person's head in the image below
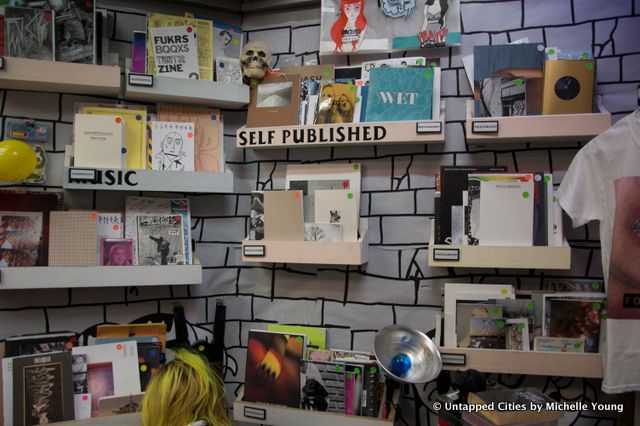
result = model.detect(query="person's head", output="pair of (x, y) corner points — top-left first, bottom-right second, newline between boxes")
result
(330, 0), (367, 52)
(220, 30), (232, 46)
(108, 244), (129, 265)
(162, 132), (184, 156)
(320, 84), (335, 102)
(141, 348), (229, 426)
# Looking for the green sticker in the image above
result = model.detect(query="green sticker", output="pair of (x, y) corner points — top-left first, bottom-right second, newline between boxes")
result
(602, 313), (607, 320)
(354, 367), (361, 375)
(553, 196), (558, 202)
(416, 58), (424, 65)
(370, 366), (377, 373)
(492, 307), (501, 316)
(593, 303), (601, 311)
(322, 69), (331, 77)
(296, 336), (303, 342)
(353, 164), (360, 170)
(548, 48), (556, 55)
(526, 302), (534, 311)
(347, 192), (354, 200)
(250, 78), (258, 87)
(497, 320), (505, 329)
(591, 282), (601, 290)
(522, 191), (530, 199)
(574, 342), (582, 349)
(335, 366), (343, 373)
(544, 175), (551, 182)
(355, 96), (360, 103)
(346, 373), (353, 379)
(518, 322), (526, 330)
(349, 84), (356, 92)
(569, 55), (574, 60)
(580, 52), (589, 59)
(585, 63), (594, 71)
(514, 78), (524, 86)
(424, 70), (432, 78)
(430, 61), (437, 67)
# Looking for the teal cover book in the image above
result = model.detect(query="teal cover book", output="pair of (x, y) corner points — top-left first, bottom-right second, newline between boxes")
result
(365, 67), (433, 122)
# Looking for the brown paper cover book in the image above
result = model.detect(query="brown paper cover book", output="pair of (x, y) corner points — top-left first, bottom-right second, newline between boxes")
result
(247, 74), (301, 128)
(264, 190), (304, 241)
(49, 211), (98, 266)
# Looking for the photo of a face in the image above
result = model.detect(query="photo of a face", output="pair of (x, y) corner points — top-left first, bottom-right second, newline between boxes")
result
(256, 82), (293, 108)
(101, 238), (134, 266)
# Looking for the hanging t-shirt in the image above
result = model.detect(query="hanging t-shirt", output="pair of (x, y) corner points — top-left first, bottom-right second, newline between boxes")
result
(558, 110), (640, 394)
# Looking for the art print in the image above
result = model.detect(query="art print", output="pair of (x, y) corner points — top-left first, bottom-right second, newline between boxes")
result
(319, 0), (460, 55)
(256, 82), (293, 108)
(22, 361), (66, 423)
(5, 6), (54, 60)
(213, 22), (242, 59)
(151, 121), (195, 172)
(136, 214), (185, 266)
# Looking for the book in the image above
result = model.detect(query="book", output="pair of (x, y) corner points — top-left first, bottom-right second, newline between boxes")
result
(5, 6), (54, 61)
(360, 57), (427, 81)
(249, 191), (264, 240)
(96, 212), (123, 262)
(13, 352), (75, 425)
(532, 172), (547, 246)
(0, 211), (43, 267)
(136, 214), (185, 266)
(5, 332), (77, 357)
(543, 278), (604, 293)
(213, 21), (243, 59)
(344, 363), (363, 415)
(215, 57), (242, 84)
(48, 211), (97, 267)
(544, 173), (554, 247)
(533, 336), (585, 352)
(438, 166), (507, 245)
(131, 31), (146, 73)
(505, 318), (530, 351)
(124, 197), (191, 265)
(468, 317), (506, 349)
(468, 388), (562, 425)
(94, 338), (161, 391)
(73, 114), (125, 169)
(361, 363), (380, 417)
(248, 75), (301, 128)
(315, 82), (356, 124)
(156, 105), (223, 173)
(267, 324), (327, 358)
(299, 79), (331, 124)
(263, 191), (304, 241)
(365, 67), (434, 122)
(0, 191), (62, 266)
(280, 64), (335, 82)
(543, 293), (604, 353)
(96, 323), (167, 352)
(455, 303), (502, 348)
(300, 360), (345, 413)
(244, 330), (305, 408)
(100, 238), (133, 266)
(150, 25), (200, 79)
(150, 121), (195, 171)
(314, 189), (359, 242)
(79, 105), (147, 170)
(147, 12), (213, 81)
(72, 342), (141, 417)
(37, 0), (95, 63)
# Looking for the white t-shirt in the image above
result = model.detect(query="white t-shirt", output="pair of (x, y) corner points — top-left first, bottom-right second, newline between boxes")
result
(558, 110), (640, 394)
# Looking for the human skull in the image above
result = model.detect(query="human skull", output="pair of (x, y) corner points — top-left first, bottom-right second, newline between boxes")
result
(240, 41), (272, 82)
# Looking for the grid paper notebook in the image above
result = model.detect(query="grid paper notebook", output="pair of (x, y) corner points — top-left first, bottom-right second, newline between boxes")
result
(49, 211), (98, 266)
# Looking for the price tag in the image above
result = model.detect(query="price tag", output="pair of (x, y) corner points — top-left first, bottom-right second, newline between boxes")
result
(416, 122), (442, 134)
(243, 245), (266, 257)
(433, 248), (459, 261)
(472, 121), (499, 133)
(128, 73), (154, 87)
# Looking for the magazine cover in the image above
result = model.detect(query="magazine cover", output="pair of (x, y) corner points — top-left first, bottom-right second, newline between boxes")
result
(136, 215), (185, 266)
(244, 330), (305, 408)
(319, 0), (460, 55)
(150, 121), (196, 171)
(213, 21), (243, 59)
(5, 6), (55, 60)
(5, 333), (77, 357)
(13, 352), (75, 425)
(314, 82), (357, 124)
(300, 360), (345, 413)
(543, 295), (603, 353)
(100, 238), (134, 266)
(0, 211), (43, 267)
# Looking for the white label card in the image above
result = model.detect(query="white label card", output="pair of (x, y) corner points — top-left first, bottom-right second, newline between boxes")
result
(472, 121), (499, 133)
(243, 245), (266, 257)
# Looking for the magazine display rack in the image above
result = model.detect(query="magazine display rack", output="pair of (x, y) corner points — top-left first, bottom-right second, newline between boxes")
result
(465, 100), (611, 144)
(58, 413), (140, 425)
(242, 220), (370, 265)
(62, 146), (234, 193)
(427, 221), (571, 270)
(0, 255), (202, 290)
(234, 388), (399, 426)
(0, 57), (120, 96)
(438, 347), (603, 379)
(124, 66), (249, 109)
(237, 120), (445, 149)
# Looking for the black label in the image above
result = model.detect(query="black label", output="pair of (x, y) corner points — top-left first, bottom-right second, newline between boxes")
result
(623, 294), (640, 308)
(69, 168), (139, 187)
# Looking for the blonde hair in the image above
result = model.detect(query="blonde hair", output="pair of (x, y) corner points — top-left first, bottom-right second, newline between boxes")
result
(141, 348), (230, 426)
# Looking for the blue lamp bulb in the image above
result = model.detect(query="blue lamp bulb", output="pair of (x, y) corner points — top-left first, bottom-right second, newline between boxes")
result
(390, 353), (412, 377)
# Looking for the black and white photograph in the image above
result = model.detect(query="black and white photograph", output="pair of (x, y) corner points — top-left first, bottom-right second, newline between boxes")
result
(256, 82), (293, 108)
(249, 191), (264, 240)
(72, 354), (88, 394)
(468, 317), (506, 349)
(455, 303), (502, 348)
(304, 223), (342, 242)
(136, 215), (185, 266)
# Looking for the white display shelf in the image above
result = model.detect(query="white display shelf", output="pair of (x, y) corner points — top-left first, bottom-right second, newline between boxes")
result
(0, 57), (120, 96)
(438, 347), (603, 379)
(465, 100), (611, 144)
(242, 220), (369, 265)
(58, 413), (140, 425)
(234, 388), (397, 426)
(0, 256), (202, 290)
(124, 68), (249, 109)
(427, 221), (571, 270)
(62, 146), (234, 193)
(237, 119), (445, 149)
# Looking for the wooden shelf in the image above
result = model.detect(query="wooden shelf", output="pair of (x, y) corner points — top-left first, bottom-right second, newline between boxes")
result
(124, 68), (248, 109)
(465, 100), (611, 144)
(58, 413), (139, 425)
(62, 146), (234, 193)
(438, 347), (603, 378)
(427, 221), (571, 270)
(0, 256), (202, 290)
(237, 119), (445, 149)
(242, 221), (369, 265)
(234, 388), (396, 426)
(0, 57), (120, 96)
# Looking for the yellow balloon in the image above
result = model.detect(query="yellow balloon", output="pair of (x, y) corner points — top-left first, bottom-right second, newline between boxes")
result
(0, 139), (37, 182)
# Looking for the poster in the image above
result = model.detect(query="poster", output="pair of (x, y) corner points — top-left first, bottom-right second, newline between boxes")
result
(319, 0), (460, 55)
(150, 25), (199, 79)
